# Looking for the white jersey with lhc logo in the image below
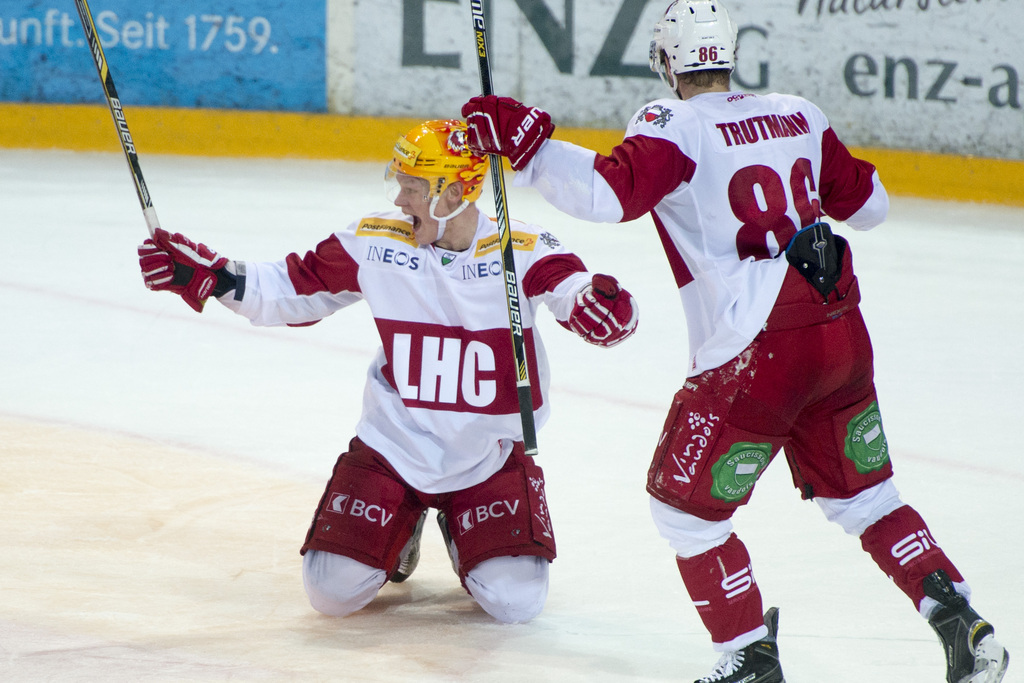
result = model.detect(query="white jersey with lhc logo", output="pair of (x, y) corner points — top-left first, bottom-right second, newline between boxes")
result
(219, 209), (591, 493)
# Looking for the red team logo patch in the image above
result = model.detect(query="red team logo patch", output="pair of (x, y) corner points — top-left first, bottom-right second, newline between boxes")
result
(636, 104), (674, 128)
(377, 320), (543, 415)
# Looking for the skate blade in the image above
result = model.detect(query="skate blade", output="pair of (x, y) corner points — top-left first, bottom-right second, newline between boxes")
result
(964, 635), (1008, 683)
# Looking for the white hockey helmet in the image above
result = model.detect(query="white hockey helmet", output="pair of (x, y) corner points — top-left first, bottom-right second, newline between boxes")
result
(649, 0), (738, 90)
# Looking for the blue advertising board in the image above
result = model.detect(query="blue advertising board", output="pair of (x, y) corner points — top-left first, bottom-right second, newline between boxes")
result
(0, 1), (326, 111)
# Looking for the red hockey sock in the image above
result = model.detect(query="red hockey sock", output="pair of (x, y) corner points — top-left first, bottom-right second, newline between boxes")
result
(859, 505), (964, 608)
(676, 533), (765, 648)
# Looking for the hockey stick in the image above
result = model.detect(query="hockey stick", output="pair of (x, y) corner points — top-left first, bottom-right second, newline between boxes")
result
(469, 0), (539, 456)
(73, 0), (159, 237)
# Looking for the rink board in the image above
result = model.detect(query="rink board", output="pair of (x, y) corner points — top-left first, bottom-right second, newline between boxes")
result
(2, 102), (1023, 207)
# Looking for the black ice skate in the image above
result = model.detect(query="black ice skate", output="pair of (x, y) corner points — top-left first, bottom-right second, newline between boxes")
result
(694, 607), (785, 683)
(435, 510), (460, 575)
(924, 570), (1009, 683)
(388, 510), (427, 583)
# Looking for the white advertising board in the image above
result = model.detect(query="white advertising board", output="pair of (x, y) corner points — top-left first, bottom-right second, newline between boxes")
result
(332, 0), (1023, 160)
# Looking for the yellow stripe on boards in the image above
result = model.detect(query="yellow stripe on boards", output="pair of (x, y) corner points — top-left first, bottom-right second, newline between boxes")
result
(2, 103), (1021, 207)
(0, 103), (422, 161)
(845, 147), (1024, 208)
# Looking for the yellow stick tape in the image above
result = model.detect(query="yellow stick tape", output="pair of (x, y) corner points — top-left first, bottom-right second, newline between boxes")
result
(3, 103), (1022, 207)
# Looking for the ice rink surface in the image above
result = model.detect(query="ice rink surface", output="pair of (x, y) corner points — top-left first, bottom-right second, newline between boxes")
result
(1, 148), (1022, 682)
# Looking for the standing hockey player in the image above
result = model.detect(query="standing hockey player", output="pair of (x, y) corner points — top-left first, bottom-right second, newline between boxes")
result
(136, 119), (639, 624)
(460, 1), (1009, 681)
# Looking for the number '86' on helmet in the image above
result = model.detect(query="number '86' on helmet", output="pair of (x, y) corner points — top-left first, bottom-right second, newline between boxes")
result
(386, 119), (489, 203)
(649, 0), (737, 87)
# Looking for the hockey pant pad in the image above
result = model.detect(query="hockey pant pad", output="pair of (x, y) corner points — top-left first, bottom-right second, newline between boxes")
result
(300, 449), (422, 575)
(647, 355), (786, 521)
(442, 454), (555, 580)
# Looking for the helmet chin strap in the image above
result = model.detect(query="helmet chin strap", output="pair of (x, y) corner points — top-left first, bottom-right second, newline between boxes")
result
(657, 50), (679, 93)
(666, 69), (679, 93)
(429, 195), (470, 244)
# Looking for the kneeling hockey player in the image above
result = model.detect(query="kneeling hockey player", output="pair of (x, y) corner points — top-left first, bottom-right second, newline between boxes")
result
(137, 119), (639, 624)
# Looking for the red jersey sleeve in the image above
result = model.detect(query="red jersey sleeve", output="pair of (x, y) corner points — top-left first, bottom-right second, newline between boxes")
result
(594, 136), (697, 222)
(285, 234), (362, 297)
(521, 253), (587, 298)
(818, 127), (878, 222)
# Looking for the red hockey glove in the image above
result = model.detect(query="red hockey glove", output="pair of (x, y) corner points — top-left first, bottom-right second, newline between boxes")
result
(461, 95), (554, 171)
(138, 229), (230, 313)
(562, 274), (639, 348)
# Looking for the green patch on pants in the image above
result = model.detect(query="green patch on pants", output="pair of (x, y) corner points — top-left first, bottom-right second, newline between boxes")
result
(710, 442), (772, 502)
(844, 402), (890, 473)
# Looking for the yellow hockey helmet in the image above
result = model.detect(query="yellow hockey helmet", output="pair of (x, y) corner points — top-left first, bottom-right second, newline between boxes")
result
(386, 119), (489, 203)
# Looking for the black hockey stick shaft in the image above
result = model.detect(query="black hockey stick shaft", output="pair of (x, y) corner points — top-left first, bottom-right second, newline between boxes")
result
(73, 0), (159, 237)
(470, 0), (539, 456)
